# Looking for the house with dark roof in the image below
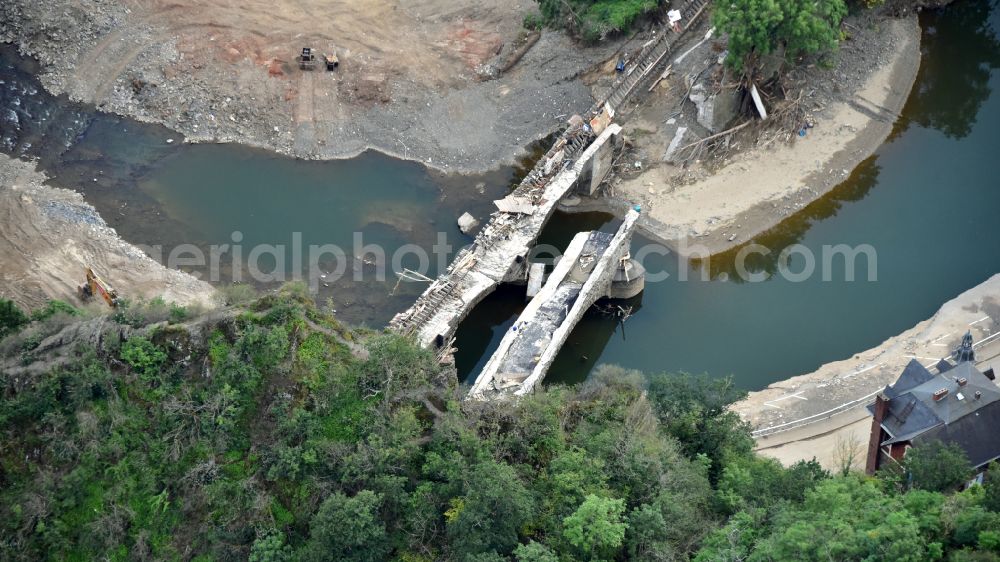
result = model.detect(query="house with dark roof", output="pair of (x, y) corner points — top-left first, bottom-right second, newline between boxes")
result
(865, 337), (1000, 475)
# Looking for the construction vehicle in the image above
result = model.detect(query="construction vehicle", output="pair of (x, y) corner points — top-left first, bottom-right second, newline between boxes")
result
(78, 267), (120, 308)
(299, 47), (317, 70)
(324, 52), (339, 71)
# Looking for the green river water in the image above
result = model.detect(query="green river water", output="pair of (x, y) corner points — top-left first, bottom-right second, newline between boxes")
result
(1, 0), (998, 391)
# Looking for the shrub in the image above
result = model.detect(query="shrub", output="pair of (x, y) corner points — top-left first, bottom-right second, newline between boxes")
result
(112, 298), (146, 327)
(30, 300), (82, 322)
(250, 530), (293, 562)
(220, 283), (258, 306)
(121, 335), (168, 382)
(0, 298), (28, 339)
(536, 0), (659, 41)
(523, 12), (544, 31)
(169, 303), (190, 323)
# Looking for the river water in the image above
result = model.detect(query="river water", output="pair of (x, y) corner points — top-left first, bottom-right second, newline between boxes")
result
(454, 0), (1000, 389)
(0, 45), (522, 326)
(2, 0), (998, 390)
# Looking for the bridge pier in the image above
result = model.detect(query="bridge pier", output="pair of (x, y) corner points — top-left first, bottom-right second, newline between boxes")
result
(389, 1), (710, 372)
(468, 210), (642, 400)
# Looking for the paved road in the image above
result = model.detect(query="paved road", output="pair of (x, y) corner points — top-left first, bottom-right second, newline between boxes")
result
(739, 275), (1000, 469)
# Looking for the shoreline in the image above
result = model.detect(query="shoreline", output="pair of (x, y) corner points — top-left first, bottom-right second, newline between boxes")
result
(0, 0), (619, 177)
(0, 5), (933, 305)
(733, 273), (1000, 469)
(0, 154), (217, 311)
(605, 14), (923, 257)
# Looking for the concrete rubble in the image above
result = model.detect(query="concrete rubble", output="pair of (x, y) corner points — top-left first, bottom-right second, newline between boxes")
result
(457, 212), (479, 235)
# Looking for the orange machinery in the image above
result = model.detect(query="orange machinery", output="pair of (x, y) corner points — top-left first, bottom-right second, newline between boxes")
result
(78, 267), (120, 308)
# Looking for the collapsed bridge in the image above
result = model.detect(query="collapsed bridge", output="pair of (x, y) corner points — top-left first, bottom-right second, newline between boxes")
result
(388, 1), (711, 393)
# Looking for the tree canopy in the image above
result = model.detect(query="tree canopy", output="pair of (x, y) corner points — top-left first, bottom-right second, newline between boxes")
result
(713, 0), (847, 71)
(905, 439), (974, 493)
(0, 298), (28, 339)
(2, 288), (999, 560)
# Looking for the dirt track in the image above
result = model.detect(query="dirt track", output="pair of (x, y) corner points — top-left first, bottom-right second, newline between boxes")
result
(1, 0), (619, 173)
(0, 154), (215, 311)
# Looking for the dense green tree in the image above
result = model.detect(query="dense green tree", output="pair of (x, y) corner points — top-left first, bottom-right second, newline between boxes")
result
(304, 490), (388, 562)
(446, 461), (535, 557)
(515, 541), (560, 562)
(906, 440), (973, 492)
(984, 465), (1000, 513)
(712, 0), (847, 71)
(645, 371), (754, 482)
(693, 509), (766, 562)
(717, 455), (828, 513)
(703, 476), (937, 561)
(626, 503), (675, 560)
(563, 495), (628, 560)
(26, 286), (1000, 561)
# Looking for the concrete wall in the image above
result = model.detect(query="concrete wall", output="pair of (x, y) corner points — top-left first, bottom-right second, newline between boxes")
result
(577, 127), (620, 196)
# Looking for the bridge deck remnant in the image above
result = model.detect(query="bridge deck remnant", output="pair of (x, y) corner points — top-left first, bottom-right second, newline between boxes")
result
(469, 210), (641, 400)
(389, 0), (710, 355)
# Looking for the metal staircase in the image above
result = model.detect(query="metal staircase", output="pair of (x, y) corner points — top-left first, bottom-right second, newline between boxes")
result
(596, 0), (711, 114)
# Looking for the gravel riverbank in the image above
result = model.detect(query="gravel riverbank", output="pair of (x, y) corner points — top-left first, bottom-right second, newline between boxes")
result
(1, 0), (623, 174)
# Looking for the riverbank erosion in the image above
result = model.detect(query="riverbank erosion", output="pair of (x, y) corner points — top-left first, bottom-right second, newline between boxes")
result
(733, 273), (1000, 471)
(0, 154), (216, 311)
(0, 0), (623, 174)
(609, 12), (922, 255)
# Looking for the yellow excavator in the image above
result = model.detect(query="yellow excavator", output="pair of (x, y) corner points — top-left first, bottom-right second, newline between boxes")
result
(78, 267), (120, 308)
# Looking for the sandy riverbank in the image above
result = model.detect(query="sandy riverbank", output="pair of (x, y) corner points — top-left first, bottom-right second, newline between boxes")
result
(0, 154), (216, 311)
(734, 272), (1000, 470)
(606, 13), (922, 255)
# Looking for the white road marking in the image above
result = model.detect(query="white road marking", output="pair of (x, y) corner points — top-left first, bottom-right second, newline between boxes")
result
(974, 331), (1000, 347)
(844, 363), (881, 378)
(970, 316), (990, 326)
(931, 332), (952, 344)
(763, 392), (808, 409)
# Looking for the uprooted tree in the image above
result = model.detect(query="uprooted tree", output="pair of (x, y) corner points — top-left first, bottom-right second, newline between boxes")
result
(713, 0), (847, 73)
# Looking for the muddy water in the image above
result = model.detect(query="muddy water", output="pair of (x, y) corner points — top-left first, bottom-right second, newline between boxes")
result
(3, 0), (999, 390)
(456, 0), (1000, 389)
(0, 44), (519, 325)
